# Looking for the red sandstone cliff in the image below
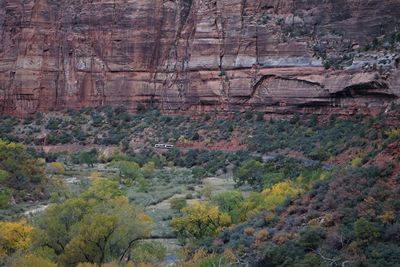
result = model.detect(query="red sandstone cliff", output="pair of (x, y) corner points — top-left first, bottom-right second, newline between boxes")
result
(0, 0), (399, 116)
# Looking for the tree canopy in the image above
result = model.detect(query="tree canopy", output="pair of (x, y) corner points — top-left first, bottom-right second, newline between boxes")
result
(171, 201), (231, 241)
(33, 178), (152, 266)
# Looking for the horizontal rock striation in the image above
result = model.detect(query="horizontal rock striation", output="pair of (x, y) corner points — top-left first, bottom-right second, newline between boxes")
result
(0, 0), (399, 116)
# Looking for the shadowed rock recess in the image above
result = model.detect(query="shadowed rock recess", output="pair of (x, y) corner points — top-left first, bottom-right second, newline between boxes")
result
(0, 0), (399, 116)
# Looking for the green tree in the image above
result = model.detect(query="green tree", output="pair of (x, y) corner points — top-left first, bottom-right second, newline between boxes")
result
(169, 197), (187, 211)
(34, 198), (91, 255)
(211, 191), (243, 214)
(79, 149), (98, 167)
(211, 191), (243, 222)
(115, 161), (143, 182)
(234, 160), (264, 187)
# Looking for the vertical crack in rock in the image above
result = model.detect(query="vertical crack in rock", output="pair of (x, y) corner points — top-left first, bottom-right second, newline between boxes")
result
(176, 0), (197, 110)
(180, 0), (193, 26)
(214, 0), (228, 109)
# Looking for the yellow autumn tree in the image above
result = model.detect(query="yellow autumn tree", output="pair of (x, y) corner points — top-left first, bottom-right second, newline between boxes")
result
(260, 180), (302, 210)
(0, 219), (34, 258)
(11, 254), (57, 267)
(171, 201), (231, 241)
(49, 162), (65, 175)
(238, 180), (302, 221)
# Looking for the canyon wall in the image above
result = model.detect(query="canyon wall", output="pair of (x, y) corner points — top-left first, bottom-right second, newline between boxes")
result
(0, 0), (399, 116)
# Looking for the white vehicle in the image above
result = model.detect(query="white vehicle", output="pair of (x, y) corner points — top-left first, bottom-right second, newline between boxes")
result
(154, 144), (174, 149)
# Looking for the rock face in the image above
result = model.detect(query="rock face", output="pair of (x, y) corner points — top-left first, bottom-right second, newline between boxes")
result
(0, 0), (399, 116)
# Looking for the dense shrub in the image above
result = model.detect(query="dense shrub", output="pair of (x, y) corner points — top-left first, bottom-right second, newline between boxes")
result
(45, 118), (63, 130)
(299, 227), (326, 250)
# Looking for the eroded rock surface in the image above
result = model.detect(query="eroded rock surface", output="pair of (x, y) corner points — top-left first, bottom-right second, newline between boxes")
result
(0, 0), (399, 116)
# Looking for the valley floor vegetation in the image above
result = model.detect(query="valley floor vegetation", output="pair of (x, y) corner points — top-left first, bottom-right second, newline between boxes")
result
(0, 104), (399, 266)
